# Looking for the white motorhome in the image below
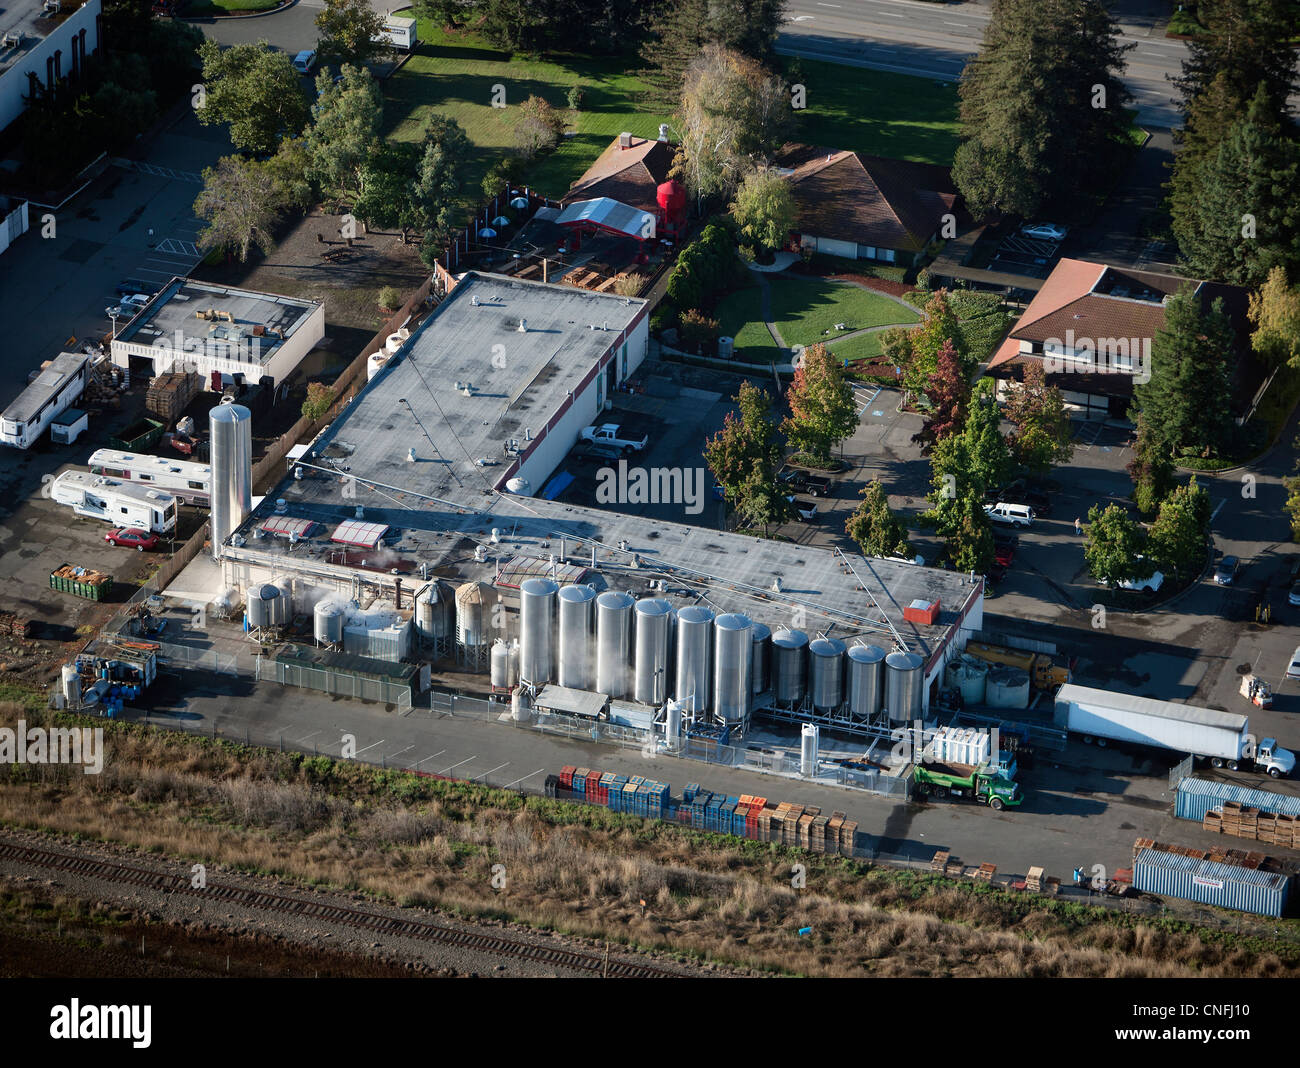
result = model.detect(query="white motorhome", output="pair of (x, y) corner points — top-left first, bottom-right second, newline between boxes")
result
(0, 353), (91, 449)
(50, 470), (178, 534)
(88, 449), (212, 506)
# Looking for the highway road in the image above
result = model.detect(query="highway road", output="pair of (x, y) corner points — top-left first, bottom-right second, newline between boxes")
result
(777, 0), (1189, 127)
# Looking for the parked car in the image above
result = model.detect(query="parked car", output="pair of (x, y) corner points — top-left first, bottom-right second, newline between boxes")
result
(576, 442), (625, 464)
(116, 278), (162, 297)
(104, 527), (160, 552)
(1021, 222), (1068, 242)
(1213, 555), (1239, 585)
(293, 49), (318, 74)
(786, 496), (818, 521)
(580, 423), (648, 452)
(1288, 645), (1300, 681)
(984, 502), (1034, 528)
(1118, 570), (1164, 593)
(1288, 580), (1300, 607)
(994, 543), (1015, 568)
(778, 468), (834, 497)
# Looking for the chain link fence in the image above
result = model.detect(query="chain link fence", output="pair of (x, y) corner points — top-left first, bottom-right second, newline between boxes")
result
(255, 656), (413, 712)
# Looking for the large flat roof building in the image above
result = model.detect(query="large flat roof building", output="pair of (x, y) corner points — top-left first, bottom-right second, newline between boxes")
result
(0, 0), (100, 134)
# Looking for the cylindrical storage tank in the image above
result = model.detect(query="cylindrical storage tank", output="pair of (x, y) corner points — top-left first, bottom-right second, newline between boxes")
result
(271, 579), (293, 625)
(367, 352), (389, 380)
(455, 581), (498, 653)
(61, 663), (81, 708)
(750, 622), (770, 695)
(985, 666), (1030, 709)
(674, 605), (714, 714)
(511, 686), (532, 724)
(801, 723), (819, 776)
(665, 698), (684, 750)
(808, 636), (846, 712)
(771, 629), (809, 705)
(246, 583), (279, 628)
(944, 655), (989, 705)
(634, 597), (673, 705)
(556, 584), (596, 689)
(846, 643), (886, 720)
(313, 600), (344, 645)
(884, 650), (924, 723)
(209, 403), (252, 559)
(490, 639), (510, 688)
(595, 591), (634, 697)
(518, 578), (558, 686)
(414, 581), (453, 646)
(713, 613), (753, 724)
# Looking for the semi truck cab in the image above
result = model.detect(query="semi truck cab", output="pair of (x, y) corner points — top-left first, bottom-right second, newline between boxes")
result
(1255, 738), (1295, 779)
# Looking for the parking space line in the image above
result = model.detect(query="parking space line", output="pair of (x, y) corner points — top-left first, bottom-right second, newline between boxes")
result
(409, 749), (446, 770)
(505, 768), (546, 789)
(354, 738), (385, 755)
(474, 761), (510, 783)
(438, 755), (477, 774)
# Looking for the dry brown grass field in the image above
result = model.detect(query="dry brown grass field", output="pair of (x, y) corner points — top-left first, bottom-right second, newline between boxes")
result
(1, 703), (1297, 978)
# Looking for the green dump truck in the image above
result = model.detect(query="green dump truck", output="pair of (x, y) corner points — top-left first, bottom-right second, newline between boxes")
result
(912, 761), (1022, 811)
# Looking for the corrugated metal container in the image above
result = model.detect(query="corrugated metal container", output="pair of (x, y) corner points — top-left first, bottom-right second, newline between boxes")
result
(1133, 847), (1289, 917)
(1175, 777), (1300, 822)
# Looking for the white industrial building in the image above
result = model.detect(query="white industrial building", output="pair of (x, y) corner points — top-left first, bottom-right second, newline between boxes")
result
(0, 0), (100, 135)
(110, 278), (325, 387)
(193, 272), (984, 730)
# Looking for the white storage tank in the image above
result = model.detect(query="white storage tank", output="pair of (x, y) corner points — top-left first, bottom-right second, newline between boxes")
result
(986, 666), (1031, 709)
(556, 584), (596, 689)
(665, 697), (685, 750)
(750, 621), (771, 695)
(808, 636), (846, 712)
(455, 581), (498, 660)
(415, 581), (453, 650)
(771, 629), (809, 705)
(490, 639), (515, 689)
(518, 577), (558, 686)
(634, 597), (673, 705)
(209, 403), (252, 560)
(675, 605), (714, 714)
(367, 352), (389, 380)
(846, 643), (886, 720)
(61, 663), (81, 708)
(313, 600), (345, 645)
(595, 591), (634, 697)
(884, 650), (925, 723)
(801, 723), (819, 776)
(944, 654), (989, 705)
(511, 686), (532, 723)
(712, 613), (753, 724)
(246, 583), (280, 628)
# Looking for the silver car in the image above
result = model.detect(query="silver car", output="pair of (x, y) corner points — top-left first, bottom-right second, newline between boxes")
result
(1288, 646), (1300, 681)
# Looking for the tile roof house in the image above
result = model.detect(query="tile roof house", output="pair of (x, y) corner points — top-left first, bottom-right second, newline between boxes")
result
(563, 132), (677, 215)
(774, 144), (958, 267)
(987, 258), (1254, 420)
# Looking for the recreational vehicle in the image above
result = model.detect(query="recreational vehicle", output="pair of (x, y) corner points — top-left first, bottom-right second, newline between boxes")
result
(50, 471), (178, 534)
(88, 449), (212, 506)
(1, 353), (90, 449)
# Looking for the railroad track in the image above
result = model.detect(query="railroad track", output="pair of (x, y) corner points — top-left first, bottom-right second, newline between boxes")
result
(0, 839), (676, 978)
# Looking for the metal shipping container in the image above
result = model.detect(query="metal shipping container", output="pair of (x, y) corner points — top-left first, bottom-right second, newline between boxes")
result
(1175, 777), (1300, 822)
(1133, 848), (1289, 918)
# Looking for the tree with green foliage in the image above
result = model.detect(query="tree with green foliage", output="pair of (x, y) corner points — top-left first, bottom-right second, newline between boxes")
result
(515, 94), (566, 161)
(948, 492), (996, 574)
(263, 138), (316, 214)
(354, 143), (423, 240)
(781, 343), (858, 466)
(925, 380), (1006, 572)
(194, 154), (294, 261)
(305, 65), (383, 200)
(639, 0), (786, 109)
(1170, 85), (1300, 287)
(912, 339), (968, 454)
(903, 290), (965, 395)
(414, 114), (472, 246)
(961, 379), (1011, 494)
(411, 0), (472, 29)
(1084, 503), (1151, 586)
(704, 381), (790, 535)
(952, 0), (1132, 220)
(196, 40), (310, 158)
(1133, 289), (1236, 458)
(665, 222), (741, 313)
(1003, 362), (1073, 477)
(316, 0), (387, 68)
(1284, 440), (1300, 542)
(675, 45), (790, 208)
(1125, 412), (1177, 518)
(1147, 477), (1211, 582)
(729, 167), (796, 252)
(482, 156), (525, 202)
(1248, 266), (1300, 369)
(845, 481), (911, 558)
(302, 382), (336, 422)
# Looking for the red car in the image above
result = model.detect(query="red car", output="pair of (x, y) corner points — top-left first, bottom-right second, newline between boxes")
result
(994, 544), (1015, 568)
(105, 527), (160, 552)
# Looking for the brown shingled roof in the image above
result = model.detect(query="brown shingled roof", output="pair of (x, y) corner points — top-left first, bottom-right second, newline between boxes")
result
(775, 144), (957, 253)
(563, 136), (676, 214)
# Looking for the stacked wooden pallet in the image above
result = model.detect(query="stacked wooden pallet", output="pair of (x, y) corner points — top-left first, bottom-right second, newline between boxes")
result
(944, 857), (963, 877)
(146, 371), (202, 424)
(1204, 806), (1298, 848)
(1203, 810), (1223, 834)
(838, 818), (857, 857)
(797, 812), (815, 849)
(811, 815), (829, 853)
(973, 863), (996, 883)
(1221, 802), (1259, 839)
(1026, 866), (1044, 892)
(931, 850), (950, 873)
(0, 611), (32, 638)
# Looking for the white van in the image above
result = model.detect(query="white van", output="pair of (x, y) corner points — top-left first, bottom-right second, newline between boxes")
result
(292, 50), (317, 74)
(984, 502), (1034, 528)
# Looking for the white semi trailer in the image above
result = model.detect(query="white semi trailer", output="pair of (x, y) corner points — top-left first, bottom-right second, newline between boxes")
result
(1053, 684), (1295, 778)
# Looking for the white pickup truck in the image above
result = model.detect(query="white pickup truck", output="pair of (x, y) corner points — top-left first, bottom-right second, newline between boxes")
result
(579, 423), (647, 452)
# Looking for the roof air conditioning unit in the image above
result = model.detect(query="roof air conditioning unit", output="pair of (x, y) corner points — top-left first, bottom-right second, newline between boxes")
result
(658, 124), (669, 142)
(43, 0), (61, 14)
(471, 295), (479, 306)
(2, 31), (21, 48)
(618, 131), (633, 149)
(462, 382), (473, 396)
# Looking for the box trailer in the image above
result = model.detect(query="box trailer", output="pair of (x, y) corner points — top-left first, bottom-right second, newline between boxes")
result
(0, 352), (90, 449)
(50, 408), (89, 445)
(374, 15), (418, 51)
(1053, 684), (1295, 777)
(49, 470), (178, 534)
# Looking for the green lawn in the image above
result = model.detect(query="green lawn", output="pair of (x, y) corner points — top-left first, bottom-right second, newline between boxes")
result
(785, 59), (960, 166)
(182, 0), (278, 12)
(381, 21), (964, 212)
(770, 277), (919, 350)
(383, 20), (671, 205)
(826, 330), (890, 362)
(716, 285), (782, 363)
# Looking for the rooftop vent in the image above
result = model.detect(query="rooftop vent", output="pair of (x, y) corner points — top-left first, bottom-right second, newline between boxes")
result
(658, 123), (669, 142)
(772, 577), (782, 593)
(517, 318), (527, 332)
(618, 131), (633, 149)
(462, 382), (474, 396)
(1, 32), (22, 49)
(406, 447), (416, 462)
(471, 295), (479, 306)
